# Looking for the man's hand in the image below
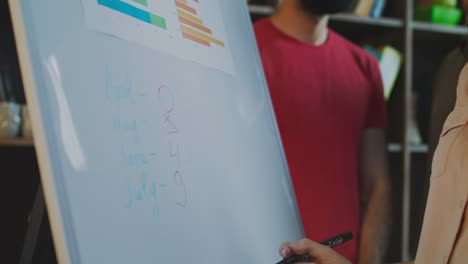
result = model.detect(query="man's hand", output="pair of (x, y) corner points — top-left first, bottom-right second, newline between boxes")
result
(279, 239), (351, 264)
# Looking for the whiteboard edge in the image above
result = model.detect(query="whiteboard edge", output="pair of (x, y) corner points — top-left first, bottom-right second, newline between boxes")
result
(8, 1), (72, 263)
(239, 0), (305, 236)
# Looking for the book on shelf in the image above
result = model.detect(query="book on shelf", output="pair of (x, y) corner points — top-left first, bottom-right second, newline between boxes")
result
(379, 46), (402, 100)
(0, 69), (6, 102)
(0, 65), (17, 103)
(353, 0), (375, 16)
(410, 93), (423, 144)
(353, 0), (387, 18)
(370, 0), (386, 18)
(363, 45), (402, 101)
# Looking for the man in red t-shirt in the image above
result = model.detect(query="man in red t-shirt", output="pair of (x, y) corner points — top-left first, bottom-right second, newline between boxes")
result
(254, 1), (390, 263)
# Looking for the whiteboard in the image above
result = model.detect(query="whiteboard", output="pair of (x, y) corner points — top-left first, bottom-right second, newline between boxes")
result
(9, 0), (304, 263)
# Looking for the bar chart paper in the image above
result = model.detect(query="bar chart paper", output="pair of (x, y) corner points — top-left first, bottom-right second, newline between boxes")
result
(82, 0), (235, 74)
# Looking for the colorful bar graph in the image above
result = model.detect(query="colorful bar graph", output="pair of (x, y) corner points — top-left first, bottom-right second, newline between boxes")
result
(176, 1), (197, 14)
(98, 0), (166, 29)
(178, 16), (212, 34)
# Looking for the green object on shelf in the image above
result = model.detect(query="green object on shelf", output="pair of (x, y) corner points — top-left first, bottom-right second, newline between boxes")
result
(414, 5), (463, 25)
(432, 0), (458, 8)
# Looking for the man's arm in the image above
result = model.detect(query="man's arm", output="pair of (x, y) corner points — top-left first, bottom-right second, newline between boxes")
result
(358, 128), (391, 264)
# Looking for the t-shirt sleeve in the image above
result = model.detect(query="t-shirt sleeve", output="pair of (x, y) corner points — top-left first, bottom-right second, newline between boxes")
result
(253, 24), (273, 89)
(364, 58), (388, 129)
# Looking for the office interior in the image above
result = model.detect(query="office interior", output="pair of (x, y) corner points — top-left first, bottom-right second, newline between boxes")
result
(1, 0), (467, 263)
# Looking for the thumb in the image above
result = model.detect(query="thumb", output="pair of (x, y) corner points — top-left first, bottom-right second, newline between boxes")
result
(290, 239), (330, 257)
(290, 239), (351, 264)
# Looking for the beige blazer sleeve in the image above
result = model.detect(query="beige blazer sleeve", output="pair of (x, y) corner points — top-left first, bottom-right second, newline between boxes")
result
(415, 64), (468, 264)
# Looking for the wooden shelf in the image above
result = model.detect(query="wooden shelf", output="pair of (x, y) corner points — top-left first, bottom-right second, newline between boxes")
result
(330, 14), (404, 28)
(387, 143), (429, 153)
(0, 138), (34, 147)
(0, 138), (429, 153)
(248, 5), (404, 28)
(248, 4), (275, 15)
(412, 21), (467, 36)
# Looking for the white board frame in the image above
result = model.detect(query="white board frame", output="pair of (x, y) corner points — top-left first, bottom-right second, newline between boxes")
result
(9, 1), (72, 263)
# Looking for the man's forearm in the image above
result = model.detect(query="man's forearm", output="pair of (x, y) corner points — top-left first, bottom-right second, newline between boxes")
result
(359, 179), (391, 264)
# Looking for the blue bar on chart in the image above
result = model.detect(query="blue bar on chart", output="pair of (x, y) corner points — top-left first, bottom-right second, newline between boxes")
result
(97, 0), (167, 29)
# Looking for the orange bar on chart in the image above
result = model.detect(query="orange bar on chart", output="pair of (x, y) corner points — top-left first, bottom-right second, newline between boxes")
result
(176, 0), (197, 14)
(177, 9), (203, 24)
(179, 16), (212, 34)
(181, 25), (224, 47)
(182, 31), (211, 47)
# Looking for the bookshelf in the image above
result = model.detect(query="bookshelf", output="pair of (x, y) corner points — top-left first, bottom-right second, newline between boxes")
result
(249, 4), (466, 35)
(248, 4), (405, 28)
(249, 0), (466, 262)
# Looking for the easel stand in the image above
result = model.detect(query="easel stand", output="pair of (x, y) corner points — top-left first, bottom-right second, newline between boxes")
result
(20, 184), (45, 264)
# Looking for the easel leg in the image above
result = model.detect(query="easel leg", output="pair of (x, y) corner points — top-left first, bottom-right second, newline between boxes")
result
(19, 184), (45, 264)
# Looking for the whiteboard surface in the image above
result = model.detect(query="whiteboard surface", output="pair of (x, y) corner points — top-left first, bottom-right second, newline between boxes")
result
(9, 0), (304, 263)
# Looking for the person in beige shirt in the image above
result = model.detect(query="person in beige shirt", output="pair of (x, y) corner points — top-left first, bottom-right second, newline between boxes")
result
(278, 63), (468, 263)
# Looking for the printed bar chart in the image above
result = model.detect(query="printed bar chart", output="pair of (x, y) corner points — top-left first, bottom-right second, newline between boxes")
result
(98, 0), (166, 29)
(175, 0), (225, 47)
(84, 0), (234, 73)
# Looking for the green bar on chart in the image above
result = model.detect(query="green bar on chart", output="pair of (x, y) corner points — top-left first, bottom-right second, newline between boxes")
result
(150, 14), (167, 29)
(131, 0), (148, 6)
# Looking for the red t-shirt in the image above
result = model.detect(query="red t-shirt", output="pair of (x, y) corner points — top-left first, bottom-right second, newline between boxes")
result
(254, 19), (387, 263)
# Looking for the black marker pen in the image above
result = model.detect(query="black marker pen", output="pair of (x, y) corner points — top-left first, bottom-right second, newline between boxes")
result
(276, 232), (353, 264)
